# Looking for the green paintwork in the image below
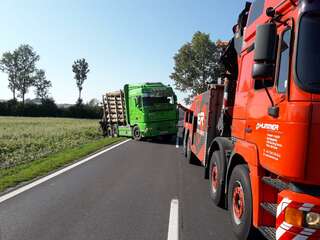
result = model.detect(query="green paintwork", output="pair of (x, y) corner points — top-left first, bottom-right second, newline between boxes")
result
(122, 82), (178, 138)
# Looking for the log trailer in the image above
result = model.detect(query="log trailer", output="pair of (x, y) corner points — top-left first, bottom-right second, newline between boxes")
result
(183, 0), (320, 239)
(99, 82), (178, 140)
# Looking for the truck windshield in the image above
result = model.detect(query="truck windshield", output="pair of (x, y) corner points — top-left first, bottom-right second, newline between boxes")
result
(143, 96), (175, 107)
(296, 12), (320, 92)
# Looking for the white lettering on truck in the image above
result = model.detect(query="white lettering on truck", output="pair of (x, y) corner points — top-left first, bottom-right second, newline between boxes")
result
(198, 112), (205, 127)
(256, 123), (279, 131)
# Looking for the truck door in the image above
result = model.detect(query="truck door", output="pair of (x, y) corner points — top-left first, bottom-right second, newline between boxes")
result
(232, 49), (252, 140)
(245, 26), (293, 172)
(130, 96), (143, 124)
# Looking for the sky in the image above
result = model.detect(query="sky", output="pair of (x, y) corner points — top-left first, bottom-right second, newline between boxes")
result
(0, 0), (247, 104)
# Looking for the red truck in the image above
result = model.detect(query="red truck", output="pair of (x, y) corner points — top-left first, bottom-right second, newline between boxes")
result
(183, 1), (320, 239)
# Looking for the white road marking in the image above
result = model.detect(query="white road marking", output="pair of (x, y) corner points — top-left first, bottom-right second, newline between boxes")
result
(0, 139), (131, 204)
(167, 199), (179, 240)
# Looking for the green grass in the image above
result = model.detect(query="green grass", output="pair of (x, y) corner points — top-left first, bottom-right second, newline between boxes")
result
(0, 117), (126, 192)
(0, 117), (105, 168)
(0, 136), (124, 192)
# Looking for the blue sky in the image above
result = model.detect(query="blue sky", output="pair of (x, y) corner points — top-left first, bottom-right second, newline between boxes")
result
(0, 0), (247, 104)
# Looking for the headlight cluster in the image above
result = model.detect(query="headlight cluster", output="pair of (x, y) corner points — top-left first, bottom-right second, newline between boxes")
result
(285, 207), (320, 229)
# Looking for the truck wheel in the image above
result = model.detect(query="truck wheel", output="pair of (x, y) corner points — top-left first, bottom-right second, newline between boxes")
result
(112, 125), (118, 137)
(107, 127), (112, 138)
(228, 165), (254, 240)
(209, 151), (224, 207)
(133, 126), (142, 141)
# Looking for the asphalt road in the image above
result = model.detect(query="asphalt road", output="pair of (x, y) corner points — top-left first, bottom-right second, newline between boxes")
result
(0, 139), (238, 240)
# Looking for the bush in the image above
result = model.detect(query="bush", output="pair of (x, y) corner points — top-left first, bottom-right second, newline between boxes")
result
(0, 100), (102, 119)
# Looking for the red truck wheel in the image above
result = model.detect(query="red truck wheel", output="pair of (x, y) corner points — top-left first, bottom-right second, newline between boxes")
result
(209, 151), (224, 207)
(228, 165), (254, 240)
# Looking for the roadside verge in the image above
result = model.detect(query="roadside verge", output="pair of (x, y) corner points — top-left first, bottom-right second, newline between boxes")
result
(0, 137), (127, 193)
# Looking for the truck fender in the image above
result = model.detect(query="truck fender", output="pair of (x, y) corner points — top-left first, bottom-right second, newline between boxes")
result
(205, 137), (233, 179)
(224, 140), (259, 204)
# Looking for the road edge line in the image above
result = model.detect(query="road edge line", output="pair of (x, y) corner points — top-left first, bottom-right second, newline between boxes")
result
(0, 139), (131, 204)
(167, 199), (179, 240)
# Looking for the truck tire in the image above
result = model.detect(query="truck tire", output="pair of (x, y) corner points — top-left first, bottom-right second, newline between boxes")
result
(132, 126), (142, 141)
(228, 164), (254, 240)
(209, 151), (224, 207)
(99, 121), (107, 137)
(107, 127), (112, 138)
(112, 125), (118, 137)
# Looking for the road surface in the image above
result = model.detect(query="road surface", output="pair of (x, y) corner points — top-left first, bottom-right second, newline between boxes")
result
(0, 140), (238, 240)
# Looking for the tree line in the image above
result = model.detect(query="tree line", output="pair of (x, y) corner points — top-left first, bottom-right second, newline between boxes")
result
(1, 32), (225, 116)
(0, 44), (99, 118)
(0, 44), (50, 104)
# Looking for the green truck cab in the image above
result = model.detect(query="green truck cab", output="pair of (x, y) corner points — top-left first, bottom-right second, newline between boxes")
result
(100, 82), (178, 140)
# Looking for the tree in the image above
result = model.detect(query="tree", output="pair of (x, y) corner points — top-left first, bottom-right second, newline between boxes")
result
(15, 44), (40, 105)
(170, 31), (226, 104)
(72, 58), (90, 103)
(34, 69), (52, 101)
(0, 51), (19, 101)
(88, 98), (99, 107)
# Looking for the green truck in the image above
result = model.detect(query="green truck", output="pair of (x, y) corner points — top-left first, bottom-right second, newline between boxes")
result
(99, 82), (178, 140)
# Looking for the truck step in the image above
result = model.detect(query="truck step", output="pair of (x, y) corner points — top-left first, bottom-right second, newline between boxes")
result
(262, 177), (289, 192)
(259, 226), (276, 240)
(261, 202), (277, 217)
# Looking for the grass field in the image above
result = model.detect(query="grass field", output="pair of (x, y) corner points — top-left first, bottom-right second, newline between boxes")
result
(0, 117), (104, 168)
(0, 117), (124, 191)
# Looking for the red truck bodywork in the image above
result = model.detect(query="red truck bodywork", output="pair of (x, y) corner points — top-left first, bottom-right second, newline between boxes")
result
(183, 1), (320, 239)
(183, 86), (224, 164)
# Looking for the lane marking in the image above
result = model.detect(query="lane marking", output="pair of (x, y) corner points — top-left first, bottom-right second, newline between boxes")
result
(167, 199), (179, 240)
(0, 139), (131, 204)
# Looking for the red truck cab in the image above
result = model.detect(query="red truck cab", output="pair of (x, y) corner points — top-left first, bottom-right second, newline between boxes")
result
(183, 1), (320, 239)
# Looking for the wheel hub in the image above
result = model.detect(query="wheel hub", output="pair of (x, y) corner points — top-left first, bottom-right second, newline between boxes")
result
(134, 129), (140, 138)
(232, 181), (244, 225)
(211, 164), (218, 193)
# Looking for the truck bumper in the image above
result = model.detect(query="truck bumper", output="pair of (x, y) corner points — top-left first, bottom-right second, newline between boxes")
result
(276, 190), (320, 239)
(141, 121), (178, 138)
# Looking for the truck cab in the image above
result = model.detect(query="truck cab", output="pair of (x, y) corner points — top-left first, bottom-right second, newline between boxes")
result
(183, 1), (320, 239)
(225, 0), (320, 239)
(124, 82), (178, 140)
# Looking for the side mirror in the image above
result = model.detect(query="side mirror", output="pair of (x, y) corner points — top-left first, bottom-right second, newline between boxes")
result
(252, 63), (275, 80)
(252, 23), (277, 81)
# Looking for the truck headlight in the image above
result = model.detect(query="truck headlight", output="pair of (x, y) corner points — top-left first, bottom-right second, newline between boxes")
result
(285, 208), (320, 230)
(306, 212), (320, 229)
